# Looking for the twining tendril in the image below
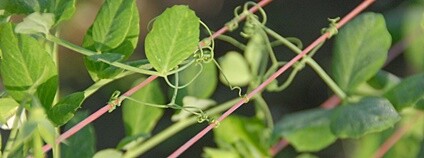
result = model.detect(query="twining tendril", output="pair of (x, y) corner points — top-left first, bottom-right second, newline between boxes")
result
(225, 2), (267, 34)
(108, 91), (123, 112)
(212, 59), (244, 98)
(321, 17), (340, 39)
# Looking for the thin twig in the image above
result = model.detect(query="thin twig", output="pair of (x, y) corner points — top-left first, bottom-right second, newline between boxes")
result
(168, 1), (375, 157)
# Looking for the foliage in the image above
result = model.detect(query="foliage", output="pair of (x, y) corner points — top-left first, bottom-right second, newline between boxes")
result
(0, 1), (422, 158)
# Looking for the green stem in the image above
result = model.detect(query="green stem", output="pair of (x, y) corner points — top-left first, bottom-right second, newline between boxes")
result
(33, 132), (43, 158)
(2, 106), (25, 158)
(83, 71), (134, 97)
(45, 34), (95, 56)
(122, 98), (240, 158)
(216, 34), (246, 50)
(45, 34), (164, 77)
(305, 59), (346, 98)
(253, 95), (273, 129)
(52, 128), (60, 158)
(264, 27), (347, 99)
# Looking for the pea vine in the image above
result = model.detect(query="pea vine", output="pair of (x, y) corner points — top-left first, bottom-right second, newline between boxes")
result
(0, 0), (423, 158)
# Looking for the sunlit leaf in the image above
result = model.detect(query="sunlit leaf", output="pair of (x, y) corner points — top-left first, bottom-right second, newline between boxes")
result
(145, 5), (199, 75)
(0, 23), (57, 109)
(0, 97), (19, 124)
(83, 3), (139, 80)
(15, 12), (54, 35)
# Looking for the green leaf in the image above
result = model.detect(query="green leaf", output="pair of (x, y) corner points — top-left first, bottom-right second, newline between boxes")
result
(179, 62), (217, 98)
(83, 3), (139, 80)
(219, 51), (251, 87)
(122, 78), (165, 136)
(145, 5), (200, 75)
(93, 149), (122, 158)
(0, 0), (51, 14)
(272, 108), (336, 152)
(403, 7), (424, 71)
(15, 12), (54, 35)
(367, 70), (401, 91)
(0, 23), (57, 109)
(331, 97), (400, 138)
(90, 0), (135, 51)
(53, 0), (76, 24)
(244, 33), (268, 77)
(47, 92), (85, 126)
(0, 97), (19, 124)
(332, 12), (391, 94)
(61, 111), (96, 158)
(384, 73), (424, 111)
(213, 115), (269, 156)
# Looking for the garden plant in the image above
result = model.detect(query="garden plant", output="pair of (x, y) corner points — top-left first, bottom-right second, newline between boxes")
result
(0, 0), (423, 157)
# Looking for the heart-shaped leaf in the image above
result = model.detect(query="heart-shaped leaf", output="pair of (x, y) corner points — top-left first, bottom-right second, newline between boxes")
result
(145, 5), (199, 75)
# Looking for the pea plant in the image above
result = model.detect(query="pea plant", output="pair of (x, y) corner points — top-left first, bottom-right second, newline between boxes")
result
(0, 0), (423, 158)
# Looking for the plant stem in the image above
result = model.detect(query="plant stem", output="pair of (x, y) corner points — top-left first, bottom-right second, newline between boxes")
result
(216, 34), (246, 50)
(2, 106), (25, 158)
(123, 98), (239, 158)
(253, 95), (274, 129)
(264, 27), (347, 99)
(45, 34), (95, 56)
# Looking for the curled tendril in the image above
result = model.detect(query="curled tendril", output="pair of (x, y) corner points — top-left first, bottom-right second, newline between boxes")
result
(194, 46), (214, 63)
(226, 2), (267, 33)
(243, 2), (267, 25)
(225, 6), (243, 31)
(321, 17), (340, 39)
(212, 59), (245, 98)
(210, 119), (220, 128)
